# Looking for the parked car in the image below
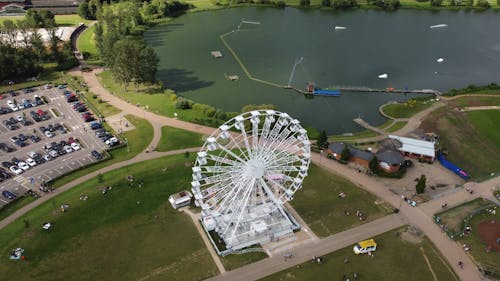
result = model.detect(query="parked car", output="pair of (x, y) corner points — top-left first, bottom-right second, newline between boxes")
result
(26, 158), (37, 167)
(90, 122), (102, 130)
(9, 165), (23, 175)
(18, 161), (30, 171)
(43, 154), (53, 161)
(2, 161), (13, 168)
(64, 145), (73, 153)
(2, 190), (16, 199)
(71, 142), (81, 151)
(91, 150), (103, 160)
(44, 131), (54, 138)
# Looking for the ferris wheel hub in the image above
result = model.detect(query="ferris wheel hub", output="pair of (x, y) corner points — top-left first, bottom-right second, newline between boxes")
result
(244, 158), (265, 179)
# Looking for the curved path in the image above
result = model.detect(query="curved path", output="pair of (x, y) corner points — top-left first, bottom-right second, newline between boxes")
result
(1, 67), (498, 281)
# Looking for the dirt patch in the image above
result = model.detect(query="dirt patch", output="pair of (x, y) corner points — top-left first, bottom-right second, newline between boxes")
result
(398, 226), (423, 244)
(478, 220), (500, 252)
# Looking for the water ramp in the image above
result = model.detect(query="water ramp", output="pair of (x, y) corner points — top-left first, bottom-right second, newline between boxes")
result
(313, 89), (341, 97)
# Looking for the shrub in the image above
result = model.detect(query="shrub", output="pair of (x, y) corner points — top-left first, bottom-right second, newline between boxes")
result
(92, 94), (98, 99)
(300, 0), (311, 5)
(274, 0), (286, 7)
(476, 0), (490, 8)
(322, 0), (331, 5)
(215, 110), (227, 120)
(430, 0), (442, 6)
(205, 108), (216, 117)
(97, 99), (103, 104)
(175, 99), (192, 110)
(332, 0), (358, 9)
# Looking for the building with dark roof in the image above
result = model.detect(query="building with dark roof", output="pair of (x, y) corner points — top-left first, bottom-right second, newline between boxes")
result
(327, 142), (374, 168)
(0, 0), (26, 15)
(376, 150), (404, 173)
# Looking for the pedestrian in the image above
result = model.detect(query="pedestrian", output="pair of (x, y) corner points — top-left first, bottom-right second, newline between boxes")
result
(353, 272), (358, 280)
(458, 261), (463, 268)
(344, 256), (350, 264)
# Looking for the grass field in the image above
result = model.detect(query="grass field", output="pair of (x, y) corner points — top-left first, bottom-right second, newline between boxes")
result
(452, 96), (500, 108)
(0, 155), (218, 281)
(76, 25), (101, 64)
(386, 121), (407, 133)
(0, 196), (37, 222)
(421, 108), (500, 180)
(0, 14), (91, 26)
(261, 227), (458, 281)
(98, 71), (226, 127)
(381, 99), (436, 119)
(221, 252), (269, 271)
(435, 198), (500, 277)
(51, 114), (153, 188)
(0, 72), (63, 94)
(291, 165), (391, 237)
(82, 91), (122, 117)
(434, 198), (492, 234)
(157, 126), (205, 152)
(329, 129), (379, 142)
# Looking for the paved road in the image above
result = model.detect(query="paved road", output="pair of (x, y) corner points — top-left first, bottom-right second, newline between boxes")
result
(206, 214), (405, 281)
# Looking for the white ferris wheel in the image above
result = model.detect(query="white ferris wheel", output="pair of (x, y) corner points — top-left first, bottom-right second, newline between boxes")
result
(191, 110), (311, 251)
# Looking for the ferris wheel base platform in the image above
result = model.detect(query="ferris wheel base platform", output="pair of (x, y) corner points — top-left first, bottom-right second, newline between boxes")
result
(201, 206), (301, 256)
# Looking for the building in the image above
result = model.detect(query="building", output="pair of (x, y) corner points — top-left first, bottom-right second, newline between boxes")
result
(0, 0), (26, 15)
(389, 135), (435, 162)
(327, 142), (374, 168)
(376, 150), (404, 173)
(168, 190), (193, 209)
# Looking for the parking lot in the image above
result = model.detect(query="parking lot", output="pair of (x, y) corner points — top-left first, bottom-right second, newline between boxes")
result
(0, 85), (110, 207)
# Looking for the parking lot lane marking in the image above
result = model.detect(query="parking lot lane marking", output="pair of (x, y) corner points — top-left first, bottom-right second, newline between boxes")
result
(0, 198), (8, 203)
(13, 176), (25, 183)
(76, 159), (84, 167)
(52, 169), (63, 175)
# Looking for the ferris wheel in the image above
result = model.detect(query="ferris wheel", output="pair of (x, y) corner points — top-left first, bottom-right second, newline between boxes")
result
(191, 110), (311, 250)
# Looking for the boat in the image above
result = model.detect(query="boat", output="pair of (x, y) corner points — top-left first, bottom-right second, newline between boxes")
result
(334, 26), (347, 30)
(378, 73), (388, 79)
(430, 24), (448, 29)
(436, 58), (444, 63)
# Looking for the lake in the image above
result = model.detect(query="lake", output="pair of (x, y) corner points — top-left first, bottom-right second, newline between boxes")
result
(145, 8), (500, 133)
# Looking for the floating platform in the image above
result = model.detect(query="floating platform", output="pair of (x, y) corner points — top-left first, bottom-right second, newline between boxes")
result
(313, 89), (341, 97)
(430, 24), (448, 29)
(211, 51), (222, 58)
(228, 75), (239, 81)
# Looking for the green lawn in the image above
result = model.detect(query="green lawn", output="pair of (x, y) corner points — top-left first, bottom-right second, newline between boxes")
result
(381, 99), (436, 119)
(0, 71), (63, 94)
(0, 196), (37, 222)
(291, 165), (391, 237)
(455, 205), (499, 277)
(221, 251), (269, 271)
(0, 154), (218, 281)
(386, 121), (407, 133)
(51, 114), (153, 188)
(76, 25), (101, 64)
(421, 108), (500, 180)
(329, 130), (379, 142)
(0, 15), (91, 26)
(261, 227), (458, 281)
(452, 96), (500, 108)
(98, 71), (227, 127)
(156, 126), (205, 152)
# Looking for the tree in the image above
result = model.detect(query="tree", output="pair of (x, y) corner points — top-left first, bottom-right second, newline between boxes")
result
(322, 0), (331, 5)
(78, 2), (92, 20)
(2, 20), (18, 46)
(97, 173), (104, 184)
(300, 0), (311, 5)
(476, 0), (490, 8)
(340, 145), (351, 161)
(30, 30), (45, 61)
(369, 156), (380, 172)
(25, 10), (42, 28)
(317, 130), (328, 148)
(39, 10), (56, 28)
(415, 174), (426, 194)
(241, 104), (277, 112)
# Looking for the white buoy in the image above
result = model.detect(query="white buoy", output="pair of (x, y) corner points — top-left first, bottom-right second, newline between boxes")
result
(437, 58), (444, 63)
(430, 24), (448, 29)
(378, 73), (388, 79)
(334, 26), (347, 30)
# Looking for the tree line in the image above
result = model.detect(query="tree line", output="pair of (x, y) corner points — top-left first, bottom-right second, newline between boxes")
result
(0, 14), (78, 83)
(86, 1), (190, 89)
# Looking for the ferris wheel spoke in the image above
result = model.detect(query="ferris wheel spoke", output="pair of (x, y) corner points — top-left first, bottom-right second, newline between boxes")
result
(224, 178), (256, 240)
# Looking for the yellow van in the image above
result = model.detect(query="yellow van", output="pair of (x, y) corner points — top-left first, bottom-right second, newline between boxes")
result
(353, 239), (377, 255)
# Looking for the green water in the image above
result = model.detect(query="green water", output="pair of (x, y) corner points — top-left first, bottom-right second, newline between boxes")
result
(145, 8), (500, 133)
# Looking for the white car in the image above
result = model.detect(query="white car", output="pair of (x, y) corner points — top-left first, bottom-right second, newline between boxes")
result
(105, 137), (119, 146)
(43, 154), (53, 161)
(15, 115), (24, 122)
(18, 161), (30, 171)
(44, 131), (54, 138)
(27, 151), (37, 158)
(70, 142), (81, 151)
(26, 158), (37, 167)
(48, 150), (58, 158)
(9, 165), (23, 175)
(64, 145), (73, 153)
(7, 100), (18, 111)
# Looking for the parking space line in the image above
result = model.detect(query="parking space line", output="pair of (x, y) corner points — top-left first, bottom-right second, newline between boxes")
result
(0, 197), (8, 203)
